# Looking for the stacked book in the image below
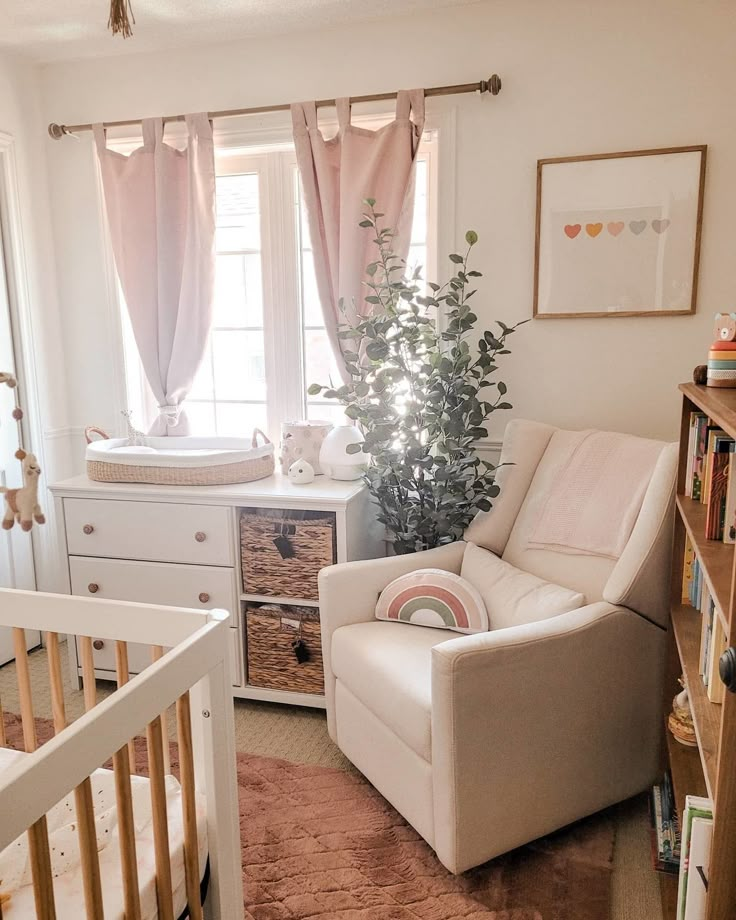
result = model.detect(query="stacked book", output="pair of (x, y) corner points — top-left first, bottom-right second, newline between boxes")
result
(676, 795), (713, 920)
(650, 771), (680, 873)
(684, 411), (736, 541)
(682, 536), (728, 705)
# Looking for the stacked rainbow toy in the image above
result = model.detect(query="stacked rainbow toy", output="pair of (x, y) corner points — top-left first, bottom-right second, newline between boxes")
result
(708, 313), (736, 388)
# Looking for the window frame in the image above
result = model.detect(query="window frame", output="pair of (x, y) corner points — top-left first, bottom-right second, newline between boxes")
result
(109, 114), (441, 442)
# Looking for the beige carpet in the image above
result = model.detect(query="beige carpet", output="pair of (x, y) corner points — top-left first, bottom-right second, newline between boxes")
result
(0, 645), (662, 919)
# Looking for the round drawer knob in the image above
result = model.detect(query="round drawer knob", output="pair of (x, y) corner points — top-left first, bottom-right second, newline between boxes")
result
(194, 531), (207, 543)
(92, 639), (104, 651)
(719, 647), (736, 692)
(82, 524), (94, 535)
(88, 583), (99, 594)
(198, 592), (210, 604)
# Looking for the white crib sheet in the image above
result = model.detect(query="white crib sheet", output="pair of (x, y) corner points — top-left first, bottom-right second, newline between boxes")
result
(0, 747), (208, 919)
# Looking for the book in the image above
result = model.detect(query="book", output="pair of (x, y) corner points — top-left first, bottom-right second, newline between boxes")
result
(686, 412), (706, 498)
(705, 449), (730, 539)
(707, 611), (728, 704)
(691, 416), (710, 501)
(677, 796), (713, 920)
(683, 816), (713, 920)
(682, 537), (695, 602)
(649, 777), (680, 873)
(723, 452), (736, 543)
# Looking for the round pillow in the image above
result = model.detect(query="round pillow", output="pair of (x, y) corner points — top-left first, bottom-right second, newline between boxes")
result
(375, 568), (489, 634)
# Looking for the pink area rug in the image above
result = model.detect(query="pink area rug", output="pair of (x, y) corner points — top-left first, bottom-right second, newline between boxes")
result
(4, 713), (615, 919)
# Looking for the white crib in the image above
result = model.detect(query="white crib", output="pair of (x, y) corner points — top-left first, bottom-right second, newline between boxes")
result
(0, 588), (244, 920)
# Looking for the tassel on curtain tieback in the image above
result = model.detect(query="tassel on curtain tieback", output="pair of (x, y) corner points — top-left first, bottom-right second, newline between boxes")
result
(108, 0), (135, 38)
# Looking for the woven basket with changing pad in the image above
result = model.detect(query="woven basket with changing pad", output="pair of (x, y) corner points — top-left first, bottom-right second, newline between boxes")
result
(84, 427), (275, 486)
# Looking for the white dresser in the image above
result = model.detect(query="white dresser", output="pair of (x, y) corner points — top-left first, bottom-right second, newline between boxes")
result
(49, 474), (384, 708)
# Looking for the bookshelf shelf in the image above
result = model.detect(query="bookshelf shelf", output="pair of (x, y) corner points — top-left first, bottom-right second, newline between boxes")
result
(662, 383), (736, 920)
(670, 605), (718, 798)
(676, 495), (732, 639)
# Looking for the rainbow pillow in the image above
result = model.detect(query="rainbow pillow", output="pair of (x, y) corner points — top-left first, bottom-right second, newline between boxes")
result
(375, 568), (489, 634)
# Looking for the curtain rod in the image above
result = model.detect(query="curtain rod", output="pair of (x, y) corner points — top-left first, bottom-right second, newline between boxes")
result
(47, 74), (501, 139)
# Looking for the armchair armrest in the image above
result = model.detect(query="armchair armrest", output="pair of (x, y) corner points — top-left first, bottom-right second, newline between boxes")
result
(318, 541), (467, 738)
(430, 601), (667, 873)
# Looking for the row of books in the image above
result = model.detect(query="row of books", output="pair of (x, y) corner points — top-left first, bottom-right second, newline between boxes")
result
(650, 772), (680, 873)
(677, 795), (713, 920)
(684, 411), (736, 541)
(682, 537), (728, 704)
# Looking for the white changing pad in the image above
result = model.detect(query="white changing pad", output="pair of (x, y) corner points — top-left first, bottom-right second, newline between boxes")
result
(0, 747), (208, 919)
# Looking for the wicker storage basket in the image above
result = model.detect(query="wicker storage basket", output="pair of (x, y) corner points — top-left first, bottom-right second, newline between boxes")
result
(240, 508), (336, 601)
(245, 604), (324, 695)
(85, 428), (274, 486)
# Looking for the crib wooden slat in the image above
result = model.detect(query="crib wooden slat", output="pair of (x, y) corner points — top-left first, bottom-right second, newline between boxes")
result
(113, 746), (143, 920)
(151, 646), (172, 775)
(176, 691), (203, 920)
(115, 640), (137, 774)
(0, 694), (6, 747)
(27, 816), (57, 920)
(79, 635), (97, 712)
(74, 781), (105, 920)
(46, 632), (67, 734)
(147, 715), (175, 920)
(46, 632), (105, 918)
(12, 627), (37, 752)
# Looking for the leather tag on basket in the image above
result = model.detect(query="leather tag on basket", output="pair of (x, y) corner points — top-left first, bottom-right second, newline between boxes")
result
(292, 639), (310, 663)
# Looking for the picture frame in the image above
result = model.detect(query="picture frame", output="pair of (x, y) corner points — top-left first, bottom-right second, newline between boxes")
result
(533, 145), (707, 319)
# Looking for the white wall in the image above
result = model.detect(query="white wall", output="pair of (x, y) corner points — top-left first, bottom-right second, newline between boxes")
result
(0, 50), (72, 589)
(38, 0), (736, 444)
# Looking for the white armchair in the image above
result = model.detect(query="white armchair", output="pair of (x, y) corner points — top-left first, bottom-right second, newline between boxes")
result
(318, 419), (677, 874)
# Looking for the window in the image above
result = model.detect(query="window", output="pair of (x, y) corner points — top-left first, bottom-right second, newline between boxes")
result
(121, 130), (437, 441)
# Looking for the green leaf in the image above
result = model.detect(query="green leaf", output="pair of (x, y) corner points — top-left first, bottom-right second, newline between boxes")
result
(448, 253), (464, 264)
(465, 230), (478, 245)
(307, 383), (322, 396)
(345, 442), (363, 455)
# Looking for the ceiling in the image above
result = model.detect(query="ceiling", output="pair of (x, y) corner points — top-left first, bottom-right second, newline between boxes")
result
(0, 0), (477, 63)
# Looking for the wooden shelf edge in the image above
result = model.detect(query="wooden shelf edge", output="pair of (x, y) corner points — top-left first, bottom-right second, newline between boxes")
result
(670, 605), (721, 799)
(659, 871), (678, 920)
(680, 382), (736, 440)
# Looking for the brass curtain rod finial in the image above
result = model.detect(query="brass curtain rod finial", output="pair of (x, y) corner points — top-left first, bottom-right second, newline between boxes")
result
(484, 74), (502, 96)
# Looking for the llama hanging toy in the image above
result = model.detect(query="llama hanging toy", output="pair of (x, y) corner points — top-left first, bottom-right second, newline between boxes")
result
(0, 371), (45, 531)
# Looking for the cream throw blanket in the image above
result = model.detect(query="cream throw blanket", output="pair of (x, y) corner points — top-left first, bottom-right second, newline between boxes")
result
(528, 429), (663, 559)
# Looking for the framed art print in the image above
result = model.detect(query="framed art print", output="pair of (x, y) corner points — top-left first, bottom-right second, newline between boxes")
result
(533, 145), (706, 318)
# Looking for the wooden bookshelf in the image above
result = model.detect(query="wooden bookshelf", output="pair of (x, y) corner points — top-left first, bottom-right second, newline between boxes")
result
(660, 383), (736, 920)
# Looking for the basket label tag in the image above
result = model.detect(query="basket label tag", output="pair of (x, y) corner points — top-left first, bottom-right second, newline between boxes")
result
(280, 617), (301, 632)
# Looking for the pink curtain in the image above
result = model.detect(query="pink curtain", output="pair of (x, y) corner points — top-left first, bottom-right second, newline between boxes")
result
(94, 114), (216, 435)
(292, 90), (425, 378)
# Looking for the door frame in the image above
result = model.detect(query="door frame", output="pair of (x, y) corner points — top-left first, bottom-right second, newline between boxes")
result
(0, 130), (45, 588)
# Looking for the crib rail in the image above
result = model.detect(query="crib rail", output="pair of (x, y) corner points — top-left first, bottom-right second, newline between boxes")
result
(0, 588), (243, 920)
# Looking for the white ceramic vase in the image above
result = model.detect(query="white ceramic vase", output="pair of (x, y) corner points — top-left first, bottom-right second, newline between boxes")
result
(319, 425), (367, 481)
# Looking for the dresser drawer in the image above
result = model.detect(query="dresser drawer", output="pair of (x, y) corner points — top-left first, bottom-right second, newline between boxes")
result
(64, 498), (233, 566)
(69, 556), (238, 627)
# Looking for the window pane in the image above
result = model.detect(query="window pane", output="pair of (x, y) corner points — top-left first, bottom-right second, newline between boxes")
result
(189, 346), (214, 400)
(185, 401), (217, 437)
(307, 402), (346, 426)
(410, 158), (428, 245)
(216, 173), (260, 251)
(299, 251), (323, 327)
(212, 330), (266, 401)
(303, 327), (342, 391)
(214, 253), (263, 327)
(216, 402), (268, 438)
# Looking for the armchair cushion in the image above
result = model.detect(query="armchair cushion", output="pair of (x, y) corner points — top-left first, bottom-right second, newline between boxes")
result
(460, 542), (585, 630)
(331, 620), (448, 761)
(375, 568), (488, 634)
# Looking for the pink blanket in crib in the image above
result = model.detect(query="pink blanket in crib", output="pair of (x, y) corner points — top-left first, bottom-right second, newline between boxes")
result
(528, 429), (663, 559)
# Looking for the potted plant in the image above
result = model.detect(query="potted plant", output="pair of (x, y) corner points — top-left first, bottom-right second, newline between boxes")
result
(309, 201), (524, 554)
